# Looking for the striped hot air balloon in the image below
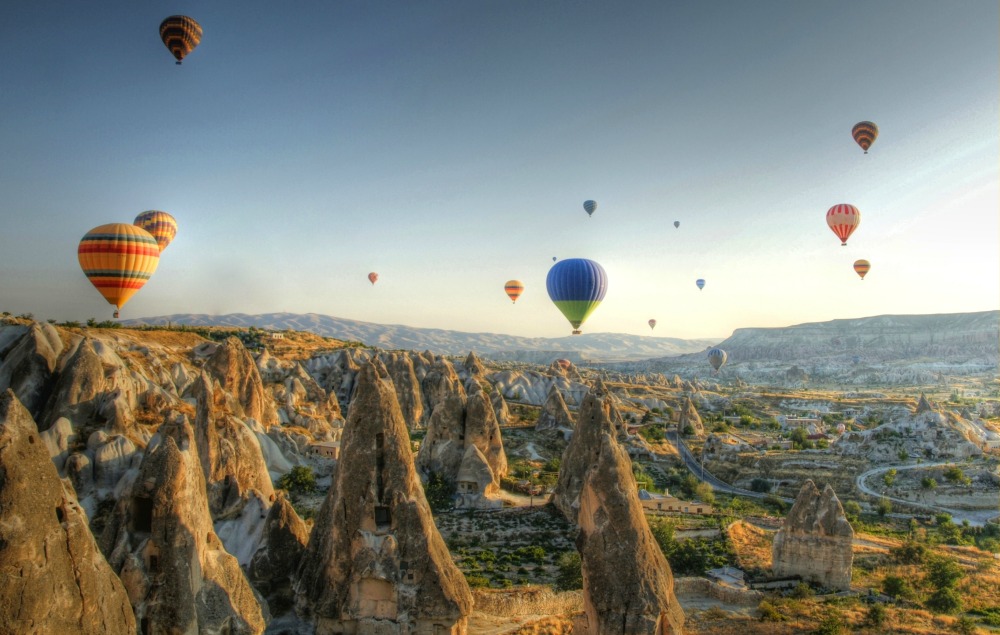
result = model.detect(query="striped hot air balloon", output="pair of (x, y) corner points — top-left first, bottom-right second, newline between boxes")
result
(826, 204), (861, 246)
(504, 279), (524, 303)
(707, 348), (727, 373)
(78, 223), (160, 318)
(696, 278), (705, 290)
(583, 200), (597, 217)
(546, 258), (608, 335)
(133, 210), (177, 253)
(851, 121), (878, 154)
(853, 259), (871, 280)
(159, 15), (202, 65)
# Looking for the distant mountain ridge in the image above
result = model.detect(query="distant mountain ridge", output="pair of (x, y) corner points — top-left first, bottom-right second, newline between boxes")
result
(125, 312), (720, 362)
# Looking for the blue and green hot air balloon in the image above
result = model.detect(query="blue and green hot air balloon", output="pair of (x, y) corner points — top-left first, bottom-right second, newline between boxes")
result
(546, 258), (608, 335)
(696, 278), (706, 290)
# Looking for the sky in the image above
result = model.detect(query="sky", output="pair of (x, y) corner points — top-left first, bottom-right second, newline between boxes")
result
(1, 1), (997, 339)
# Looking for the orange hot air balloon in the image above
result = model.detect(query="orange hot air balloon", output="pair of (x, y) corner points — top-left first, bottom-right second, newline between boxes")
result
(826, 204), (861, 246)
(133, 210), (177, 253)
(853, 259), (871, 280)
(368, 272), (379, 285)
(504, 280), (524, 303)
(851, 121), (878, 154)
(159, 15), (202, 65)
(78, 223), (160, 318)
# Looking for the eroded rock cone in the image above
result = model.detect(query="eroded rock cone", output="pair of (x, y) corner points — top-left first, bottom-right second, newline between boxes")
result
(421, 356), (465, 420)
(100, 416), (269, 634)
(490, 389), (510, 427)
(382, 351), (425, 429)
(249, 491), (308, 612)
(0, 390), (136, 634)
(295, 362), (472, 633)
(772, 479), (854, 591)
(0, 322), (62, 417)
(916, 393), (935, 414)
(678, 396), (704, 437)
(536, 384), (574, 431)
(553, 389), (685, 634)
(206, 336), (279, 427)
(42, 337), (104, 431)
(464, 351), (486, 377)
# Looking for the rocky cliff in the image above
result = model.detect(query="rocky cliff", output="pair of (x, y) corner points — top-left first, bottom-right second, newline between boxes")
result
(772, 480), (854, 590)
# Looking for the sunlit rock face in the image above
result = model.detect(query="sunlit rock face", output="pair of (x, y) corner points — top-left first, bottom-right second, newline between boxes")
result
(100, 416), (269, 634)
(381, 351), (425, 429)
(772, 479), (854, 591)
(0, 322), (62, 417)
(536, 384), (574, 432)
(553, 389), (685, 634)
(0, 390), (136, 635)
(295, 362), (472, 634)
(206, 336), (280, 427)
(248, 491), (309, 612)
(678, 396), (704, 437)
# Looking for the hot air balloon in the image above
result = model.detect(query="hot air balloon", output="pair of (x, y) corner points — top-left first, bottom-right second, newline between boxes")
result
(546, 258), (608, 335)
(648, 319), (656, 330)
(133, 210), (177, 253)
(851, 121), (878, 154)
(78, 223), (160, 318)
(159, 15), (202, 65)
(552, 256), (557, 262)
(673, 221), (680, 229)
(583, 200), (597, 217)
(707, 348), (727, 373)
(367, 272), (379, 285)
(504, 280), (524, 303)
(853, 259), (871, 280)
(555, 359), (572, 371)
(826, 204), (861, 246)
(696, 278), (705, 290)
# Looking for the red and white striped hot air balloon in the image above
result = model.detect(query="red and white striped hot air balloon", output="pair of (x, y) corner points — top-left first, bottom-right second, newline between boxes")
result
(826, 204), (861, 246)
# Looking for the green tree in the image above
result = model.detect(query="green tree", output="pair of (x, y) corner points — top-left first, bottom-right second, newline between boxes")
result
(555, 551), (582, 591)
(876, 497), (892, 517)
(922, 476), (938, 490)
(422, 472), (456, 512)
(883, 574), (914, 600)
(924, 556), (964, 590)
(891, 541), (926, 565)
(863, 603), (887, 629)
(842, 500), (862, 522)
(750, 478), (771, 493)
(943, 466), (970, 485)
(276, 465), (316, 495)
(925, 587), (962, 614)
(790, 427), (808, 449)
(693, 482), (715, 504)
(883, 468), (897, 487)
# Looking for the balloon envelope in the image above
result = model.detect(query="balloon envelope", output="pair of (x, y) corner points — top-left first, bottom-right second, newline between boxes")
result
(368, 272), (378, 285)
(696, 278), (705, 290)
(648, 319), (656, 330)
(707, 348), (727, 372)
(673, 221), (680, 228)
(504, 279), (524, 303)
(826, 204), (861, 246)
(159, 15), (202, 64)
(552, 256), (557, 262)
(546, 258), (608, 334)
(78, 223), (160, 315)
(583, 200), (597, 217)
(133, 210), (177, 253)
(853, 259), (871, 280)
(851, 121), (878, 153)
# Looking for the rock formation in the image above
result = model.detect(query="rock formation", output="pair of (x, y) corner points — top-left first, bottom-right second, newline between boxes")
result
(295, 363), (473, 633)
(421, 356), (465, 417)
(249, 491), (309, 612)
(463, 351), (486, 377)
(42, 337), (105, 431)
(490, 389), (510, 427)
(100, 416), (269, 634)
(536, 384), (574, 431)
(382, 351), (425, 429)
(916, 393), (934, 414)
(553, 389), (685, 634)
(677, 396), (704, 437)
(0, 322), (62, 417)
(0, 390), (136, 634)
(206, 336), (279, 427)
(772, 480), (854, 590)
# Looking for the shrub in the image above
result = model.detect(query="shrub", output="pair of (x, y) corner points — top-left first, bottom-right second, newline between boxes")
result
(750, 478), (771, 493)
(276, 466), (316, 495)
(757, 600), (786, 622)
(790, 582), (814, 599)
(811, 609), (847, 635)
(925, 587), (962, 614)
(892, 541), (926, 565)
(555, 551), (582, 591)
(863, 603), (887, 628)
(883, 574), (913, 600)
(423, 472), (457, 512)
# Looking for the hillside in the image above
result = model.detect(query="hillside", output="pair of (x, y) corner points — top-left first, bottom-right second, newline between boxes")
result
(125, 312), (720, 362)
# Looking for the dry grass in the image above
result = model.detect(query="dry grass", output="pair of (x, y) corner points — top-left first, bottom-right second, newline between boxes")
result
(726, 520), (773, 571)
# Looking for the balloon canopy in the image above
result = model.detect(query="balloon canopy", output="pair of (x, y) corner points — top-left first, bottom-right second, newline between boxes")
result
(583, 200), (597, 217)
(504, 279), (524, 303)
(368, 272), (378, 285)
(546, 258), (608, 334)
(648, 319), (656, 330)
(851, 121), (878, 154)
(853, 259), (871, 280)
(78, 223), (160, 317)
(159, 15), (202, 65)
(133, 210), (177, 253)
(707, 348), (728, 372)
(696, 278), (705, 290)
(673, 221), (680, 229)
(826, 204), (861, 246)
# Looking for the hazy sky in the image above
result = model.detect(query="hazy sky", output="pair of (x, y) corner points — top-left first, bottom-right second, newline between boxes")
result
(1, 1), (997, 339)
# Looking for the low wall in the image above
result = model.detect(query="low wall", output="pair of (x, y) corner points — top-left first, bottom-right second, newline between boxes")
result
(472, 586), (583, 617)
(674, 577), (764, 606)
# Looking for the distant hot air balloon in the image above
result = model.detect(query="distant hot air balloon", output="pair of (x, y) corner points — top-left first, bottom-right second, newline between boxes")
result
(707, 348), (727, 373)
(648, 319), (657, 331)
(546, 258), (608, 335)
(851, 121), (878, 154)
(552, 256), (557, 262)
(583, 200), (597, 217)
(673, 221), (680, 229)
(133, 210), (177, 253)
(78, 223), (160, 318)
(826, 204), (861, 246)
(504, 279), (524, 303)
(368, 272), (378, 285)
(555, 359), (572, 371)
(159, 15), (202, 65)
(853, 259), (871, 280)
(696, 278), (705, 290)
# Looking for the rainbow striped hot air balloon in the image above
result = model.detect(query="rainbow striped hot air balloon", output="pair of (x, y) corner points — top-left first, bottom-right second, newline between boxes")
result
(546, 258), (607, 335)
(853, 259), (871, 280)
(159, 15), (202, 65)
(78, 223), (160, 318)
(851, 121), (878, 154)
(504, 280), (524, 303)
(826, 204), (861, 246)
(133, 210), (177, 253)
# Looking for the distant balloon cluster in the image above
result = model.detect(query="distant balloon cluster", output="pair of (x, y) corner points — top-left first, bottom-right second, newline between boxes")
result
(78, 211), (178, 318)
